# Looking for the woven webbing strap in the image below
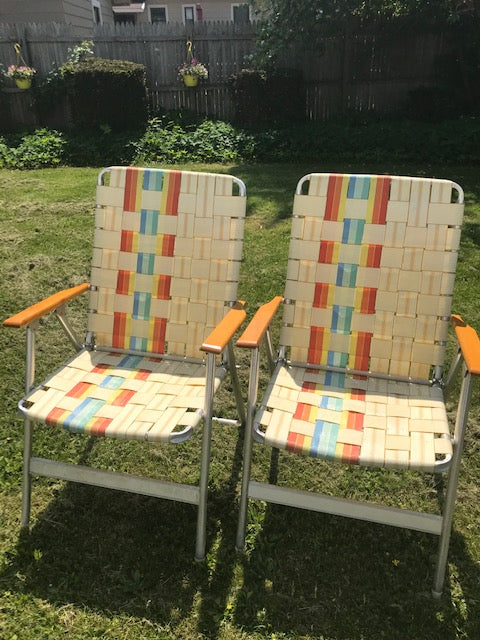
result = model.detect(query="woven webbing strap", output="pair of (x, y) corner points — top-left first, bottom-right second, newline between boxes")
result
(259, 365), (452, 471)
(89, 167), (246, 357)
(25, 350), (225, 442)
(281, 174), (463, 379)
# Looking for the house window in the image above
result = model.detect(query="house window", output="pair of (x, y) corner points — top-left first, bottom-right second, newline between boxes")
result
(183, 5), (195, 25)
(92, 0), (102, 24)
(150, 6), (168, 23)
(232, 3), (250, 23)
(114, 13), (136, 24)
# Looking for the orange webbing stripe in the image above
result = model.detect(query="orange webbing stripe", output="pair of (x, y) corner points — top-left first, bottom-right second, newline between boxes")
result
(452, 314), (480, 375)
(201, 301), (246, 354)
(3, 283), (90, 329)
(236, 296), (283, 349)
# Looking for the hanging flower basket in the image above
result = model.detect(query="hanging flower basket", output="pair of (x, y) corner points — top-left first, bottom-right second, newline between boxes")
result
(14, 77), (32, 90)
(178, 41), (208, 88)
(182, 74), (199, 87)
(5, 43), (36, 90)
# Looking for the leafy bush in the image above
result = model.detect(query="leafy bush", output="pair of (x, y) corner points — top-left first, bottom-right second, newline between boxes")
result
(0, 128), (138, 169)
(0, 129), (66, 168)
(61, 57), (147, 131)
(2, 116), (480, 169)
(405, 85), (461, 121)
(132, 118), (252, 164)
(229, 68), (305, 125)
(229, 69), (267, 124)
(34, 40), (95, 126)
(242, 117), (480, 164)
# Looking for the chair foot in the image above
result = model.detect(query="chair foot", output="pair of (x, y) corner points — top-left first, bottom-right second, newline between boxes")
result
(431, 588), (443, 600)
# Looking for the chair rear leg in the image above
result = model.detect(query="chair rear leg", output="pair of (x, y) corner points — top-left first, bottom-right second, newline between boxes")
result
(236, 347), (260, 551)
(432, 366), (473, 598)
(236, 416), (254, 551)
(21, 417), (33, 529)
(227, 341), (246, 427)
(432, 465), (461, 598)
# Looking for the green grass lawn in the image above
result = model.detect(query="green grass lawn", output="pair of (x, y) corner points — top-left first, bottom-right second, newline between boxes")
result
(0, 163), (479, 640)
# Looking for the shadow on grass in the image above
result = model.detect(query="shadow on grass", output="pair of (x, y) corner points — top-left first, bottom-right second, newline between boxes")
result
(233, 504), (480, 640)
(3, 483), (202, 622)
(461, 220), (480, 250)
(0, 425), (246, 637)
(0, 454), (479, 638)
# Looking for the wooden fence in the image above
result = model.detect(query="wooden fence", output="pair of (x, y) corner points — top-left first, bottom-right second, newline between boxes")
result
(0, 21), (453, 127)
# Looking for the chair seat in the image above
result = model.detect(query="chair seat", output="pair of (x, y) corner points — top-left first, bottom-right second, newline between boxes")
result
(23, 349), (225, 442)
(256, 364), (452, 472)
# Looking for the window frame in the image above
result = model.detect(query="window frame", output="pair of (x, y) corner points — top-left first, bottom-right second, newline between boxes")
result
(231, 3), (250, 23)
(149, 5), (169, 24)
(91, 0), (103, 25)
(182, 4), (196, 24)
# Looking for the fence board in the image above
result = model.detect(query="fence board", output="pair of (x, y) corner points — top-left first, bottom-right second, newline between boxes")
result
(0, 21), (454, 125)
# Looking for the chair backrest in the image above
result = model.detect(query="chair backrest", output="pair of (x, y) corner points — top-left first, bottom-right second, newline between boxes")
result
(88, 167), (246, 358)
(281, 173), (464, 380)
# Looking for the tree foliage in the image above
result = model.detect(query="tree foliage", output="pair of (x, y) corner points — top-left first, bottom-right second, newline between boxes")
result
(252, 0), (480, 65)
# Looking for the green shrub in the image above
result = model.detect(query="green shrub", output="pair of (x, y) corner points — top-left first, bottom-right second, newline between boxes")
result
(63, 128), (136, 166)
(0, 137), (15, 167)
(405, 85), (461, 121)
(2, 116), (480, 169)
(61, 57), (147, 131)
(229, 69), (268, 124)
(0, 129), (66, 169)
(229, 68), (305, 125)
(132, 118), (252, 164)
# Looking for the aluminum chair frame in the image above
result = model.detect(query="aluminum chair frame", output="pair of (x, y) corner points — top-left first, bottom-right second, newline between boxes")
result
(5, 167), (248, 561)
(235, 174), (480, 597)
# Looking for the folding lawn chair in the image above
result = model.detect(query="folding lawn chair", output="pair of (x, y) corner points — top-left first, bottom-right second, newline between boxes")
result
(4, 166), (247, 560)
(235, 172), (480, 596)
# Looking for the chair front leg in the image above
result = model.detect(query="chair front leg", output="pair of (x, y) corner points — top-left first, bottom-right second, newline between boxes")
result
(195, 352), (217, 561)
(236, 346), (261, 551)
(21, 417), (33, 529)
(20, 324), (37, 530)
(432, 363), (473, 598)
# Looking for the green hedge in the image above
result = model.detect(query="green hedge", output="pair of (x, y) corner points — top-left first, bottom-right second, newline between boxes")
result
(61, 57), (147, 131)
(229, 69), (305, 125)
(1, 116), (480, 169)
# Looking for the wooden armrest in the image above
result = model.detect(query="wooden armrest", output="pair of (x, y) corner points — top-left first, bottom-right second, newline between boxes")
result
(236, 296), (283, 349)
(451, 314), (480, 375)
(3, 283), (90, 329)
(201, 301), (246, 354)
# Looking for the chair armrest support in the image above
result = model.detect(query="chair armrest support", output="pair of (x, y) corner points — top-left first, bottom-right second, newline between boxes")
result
(201, 301), (246, 354)
(236, 296), (283, 349)
(3, 283), (90, 329)
(451, 314), (480, 375)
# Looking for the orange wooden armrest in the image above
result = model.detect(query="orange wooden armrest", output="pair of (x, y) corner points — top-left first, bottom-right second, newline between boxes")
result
(236, 296), (283, 349)
(201, 301), (247, 354)
(3, 283), (90, 329)
(451, 314), (480, 375)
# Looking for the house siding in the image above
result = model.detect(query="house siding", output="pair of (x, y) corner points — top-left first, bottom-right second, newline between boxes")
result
(62, 0), (114, 33)
(130, 1), (250, 24)
(0, 0), (114, 34)
(0, 0), (67, 24)
(0, 1), (246, 33)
